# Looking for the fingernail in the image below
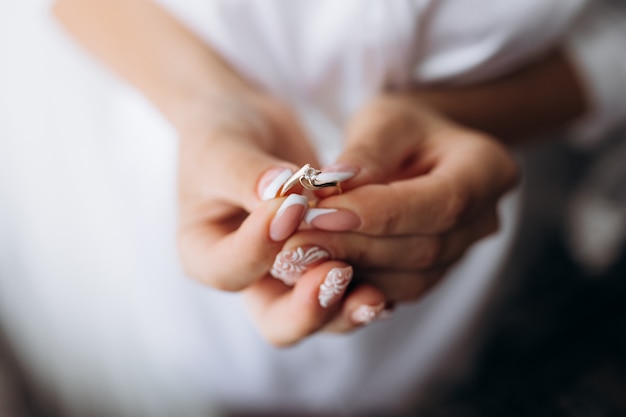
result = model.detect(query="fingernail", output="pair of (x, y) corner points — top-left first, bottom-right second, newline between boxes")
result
(315, 171), (356, 183)
(270, 246), (329, 286)
(259, 168), (293, 201)
(351, 302), (386, 325)
(318, 266), (353, 308)
(269, 194), (308, 241)
(305, 208), (361, 231)
(320, 163), (359, 183)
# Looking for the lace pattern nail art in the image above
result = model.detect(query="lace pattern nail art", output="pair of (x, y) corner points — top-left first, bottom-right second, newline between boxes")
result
(270, 246), (329, 285)
(318, 266), (353, 308)
(351, 302), (386, 324)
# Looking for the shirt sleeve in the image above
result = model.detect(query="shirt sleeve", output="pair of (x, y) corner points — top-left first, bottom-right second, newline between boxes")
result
(565, 0), (626, 146)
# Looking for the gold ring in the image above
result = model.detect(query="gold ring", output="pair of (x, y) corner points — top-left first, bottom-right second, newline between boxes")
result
(276, 164), (341, 197)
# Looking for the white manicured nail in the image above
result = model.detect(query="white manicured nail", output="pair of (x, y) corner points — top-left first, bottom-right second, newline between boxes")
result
(351, 302), (386, 325)
(276, 194), (307, 215)
(269, 194), (308, 241)
(304, 207), (361, 231)
(318, 266), (353, 308)
(270, 246), (329, 286)
(261, 168), (293, 200)
(316, 171), (356, 183)
(304, 208), (337, 225)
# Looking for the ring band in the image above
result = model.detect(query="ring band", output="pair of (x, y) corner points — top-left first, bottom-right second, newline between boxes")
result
(277, 164), (341, 197)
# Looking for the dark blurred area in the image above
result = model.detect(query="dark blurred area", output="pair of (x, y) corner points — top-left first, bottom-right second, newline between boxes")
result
(416, 227), (626, 417)
(414, 140), (626, 417)
(2, 142), (626, 417)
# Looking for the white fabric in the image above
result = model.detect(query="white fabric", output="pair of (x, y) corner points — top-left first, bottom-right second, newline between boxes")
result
(157, 0), (587, 163)
(0, 1), (591, 416)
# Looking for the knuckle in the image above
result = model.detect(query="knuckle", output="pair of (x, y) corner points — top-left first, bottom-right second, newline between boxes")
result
(416, 238), (443, 269)
(351, 243), (368, 267)
(439, 184), (470, 230)
(380, 209), (401, 236)
(374, 186), (404, 235)
(360, 203), (398, 236)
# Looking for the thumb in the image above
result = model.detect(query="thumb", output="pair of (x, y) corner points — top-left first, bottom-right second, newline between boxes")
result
(326, 99), (438, 189)
(179, 133), (317, 213)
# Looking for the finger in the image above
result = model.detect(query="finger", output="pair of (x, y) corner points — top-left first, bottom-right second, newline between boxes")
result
(428, 130), (519, 210)
(324, 99), (439, 190)
(321, 284), (391, 333)
(308, 176), (469, 236)
(243, 261), (359, 346)
(179, 136), (294, 212)
(179, 194), (313, 291)
(284, 208), (499, 271)
(357, 268), (446, 303)
(311, 137), (515, 236)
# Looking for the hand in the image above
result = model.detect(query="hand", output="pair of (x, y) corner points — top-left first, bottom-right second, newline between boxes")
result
(277, 95), (518, 304)
(54, 0), (380, 347)
(176, 91), (386, 345)
(55, 0), (522, 345)
(176, 91), (316, 289)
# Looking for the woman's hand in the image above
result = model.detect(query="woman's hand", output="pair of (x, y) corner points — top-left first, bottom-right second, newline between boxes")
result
(275, 95), (519, 306)
(177, 94), (388, 345)
(54, 0), (384, 346)
(176, 93), (317, 290)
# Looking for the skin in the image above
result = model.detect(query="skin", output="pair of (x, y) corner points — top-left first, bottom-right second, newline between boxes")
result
(416, 50), (587, 144)
(54, 0), (587, 346)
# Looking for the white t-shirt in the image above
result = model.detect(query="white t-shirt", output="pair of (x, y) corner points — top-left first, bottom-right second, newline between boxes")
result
(157, 0), (587, 163)
(0, 1), (610, 416)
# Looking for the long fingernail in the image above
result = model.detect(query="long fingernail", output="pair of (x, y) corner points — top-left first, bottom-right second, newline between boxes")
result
(320, 164), (359, 183)
(315, 171), (356, 183)
(351, 302), (386, 325)
(269, 194), (308, 241)
(270, 246), (329, 286)
(318, 266), (353, 308)
(305, 208), (361, 231)
(258, 168), (293, 201)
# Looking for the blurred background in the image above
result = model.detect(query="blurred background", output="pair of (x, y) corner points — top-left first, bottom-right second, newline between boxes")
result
(2, 2), (626, 416)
